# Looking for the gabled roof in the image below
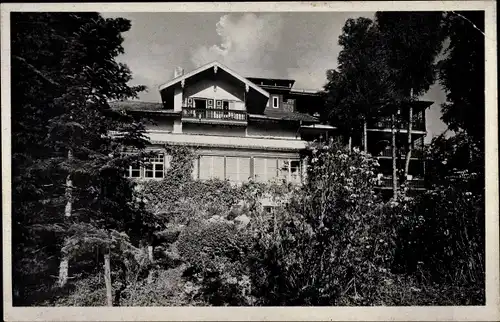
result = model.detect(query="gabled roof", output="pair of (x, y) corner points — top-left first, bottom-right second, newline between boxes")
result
(158, 61), (270, 98)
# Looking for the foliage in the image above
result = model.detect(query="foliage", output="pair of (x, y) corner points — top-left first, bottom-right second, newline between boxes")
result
(119, 266), (194, 306)
(322, 17), (391, 135)
(177, 219), (256, 306)
(393, 135), (484, 288)
(374, 12), (445, 99)
(49, 274), (108, 307)
(11, 12), (156, 305)
(140, 146), (298, 224)
(438, 11), (485, 145)
(249, 139), (398, 305)
(323, 12), (445, 137)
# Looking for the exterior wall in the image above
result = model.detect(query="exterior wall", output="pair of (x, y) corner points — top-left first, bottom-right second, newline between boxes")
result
(145, 118), (174, 132)
(144, 132), (307, 151)
(246, 123), (299, 139)
(183, 123), (246, 137)
(173, 119), (182, 133)
(184, 78), (245, 110)
(173, 87), (183, 112)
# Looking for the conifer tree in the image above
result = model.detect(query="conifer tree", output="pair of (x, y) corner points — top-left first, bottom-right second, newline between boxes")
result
(11, 12), (158, 305)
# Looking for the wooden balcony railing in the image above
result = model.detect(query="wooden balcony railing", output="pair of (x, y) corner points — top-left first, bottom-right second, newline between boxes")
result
(369, 118), (425, 131)
(376, 148), (425, 158)
(182, 107), (247, 122)
(378, 177), (426, 190)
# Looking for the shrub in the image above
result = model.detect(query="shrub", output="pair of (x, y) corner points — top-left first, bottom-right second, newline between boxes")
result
(119, 266), (193, 306)
(50, 274), (107, 306)
(248, 139), (397, 305)
(395, 169), (484, 292)
(177, 218), (255, 305)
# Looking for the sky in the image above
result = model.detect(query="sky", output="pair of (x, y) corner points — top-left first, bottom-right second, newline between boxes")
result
(102, 12), (448, 143)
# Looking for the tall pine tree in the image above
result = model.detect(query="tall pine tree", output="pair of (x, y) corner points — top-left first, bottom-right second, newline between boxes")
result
(11, 12), (159, 305)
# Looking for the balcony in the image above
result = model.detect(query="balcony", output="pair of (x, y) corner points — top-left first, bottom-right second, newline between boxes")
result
(369, 118), (425, 132)
(377, 176), (426, 190)
(182, 107), (247, 125)
(375, 148), (425, 159)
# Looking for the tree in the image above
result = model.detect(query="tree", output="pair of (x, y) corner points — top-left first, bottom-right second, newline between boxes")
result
(323, 13), (445, 198)
(438, 11), (485, 146)
(375, 12), (445, 188)
(11, 13), (158, 305)
(322, 18), (392, 148)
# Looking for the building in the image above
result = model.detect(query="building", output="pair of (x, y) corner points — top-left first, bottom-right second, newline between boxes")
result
(110, 61), (332, 185)
(110, 61), (430, 194)
(364, 101), (431, 195)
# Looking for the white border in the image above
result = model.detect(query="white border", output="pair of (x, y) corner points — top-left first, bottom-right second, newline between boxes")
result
(2, 2), (498, 321)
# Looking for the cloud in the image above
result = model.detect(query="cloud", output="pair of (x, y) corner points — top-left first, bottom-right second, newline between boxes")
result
(190, 13), (284, 78)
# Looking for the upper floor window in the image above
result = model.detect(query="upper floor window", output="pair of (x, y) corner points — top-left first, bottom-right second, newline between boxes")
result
(272, 96), (279, 108)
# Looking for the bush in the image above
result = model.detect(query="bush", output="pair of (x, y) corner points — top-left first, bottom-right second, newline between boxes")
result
(248, 140), (397, 305)
(394, 169), (484, 295)
(177, 218), (255, 305)
(119, 266), (193, 306)
(50, 274), (107, 306)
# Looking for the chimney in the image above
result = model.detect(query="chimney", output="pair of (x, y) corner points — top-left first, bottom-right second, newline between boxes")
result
(174, 66), (184, 78)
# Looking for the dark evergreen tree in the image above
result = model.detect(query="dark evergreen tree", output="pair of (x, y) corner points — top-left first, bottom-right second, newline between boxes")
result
(438, 11), (485, 147)
(11, 12), (158, 305)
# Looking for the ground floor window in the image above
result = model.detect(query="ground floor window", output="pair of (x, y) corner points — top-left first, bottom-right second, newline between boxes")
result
(254, 157), (301, 183)
(199, 155), (225, 180)
(126, 152), (166, 179)
(196, 155), (301, 183)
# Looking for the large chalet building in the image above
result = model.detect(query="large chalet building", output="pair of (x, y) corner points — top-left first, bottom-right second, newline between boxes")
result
(111, 61), (430, 194)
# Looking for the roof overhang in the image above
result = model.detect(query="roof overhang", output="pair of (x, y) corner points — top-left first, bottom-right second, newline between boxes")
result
(158, 61), (270, 98)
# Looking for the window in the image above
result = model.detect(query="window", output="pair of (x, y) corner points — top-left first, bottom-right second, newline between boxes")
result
(277, 159), (289, 181)
(226, 157), (239, 182)
(222, 101), (229, 115)
(213, 156), (225, 179)
(225, 157), (251, 182)
(266, 159), (278, 180)
(253, 157), (301, 183)
(272, 96), (279, 108)
(145, 154), (164, 179)
(128, 162), (141, 178)
(254, 158), (267, 182)
(198, 155), (224, 180)
(194, 155), (299, 184)
(126, 152), (167, 179)
(290, 160), (301, 183)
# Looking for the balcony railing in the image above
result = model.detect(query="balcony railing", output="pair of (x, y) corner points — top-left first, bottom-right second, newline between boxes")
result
(369, 118), (425, 131)
(375, 148), (425, 159)
(378, 176), (426, 190)
(182, 107), (247, 122)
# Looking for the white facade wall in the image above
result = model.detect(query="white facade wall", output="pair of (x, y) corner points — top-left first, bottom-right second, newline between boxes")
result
(246, 123), (298, 139)
(184, 79), (245, 109)
(173, 87), (183, 112)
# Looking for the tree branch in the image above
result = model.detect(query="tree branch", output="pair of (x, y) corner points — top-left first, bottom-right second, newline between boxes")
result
(13, 55), (60, 87)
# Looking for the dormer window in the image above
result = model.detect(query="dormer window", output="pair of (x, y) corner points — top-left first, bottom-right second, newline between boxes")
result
(272, 96), (279, 109)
